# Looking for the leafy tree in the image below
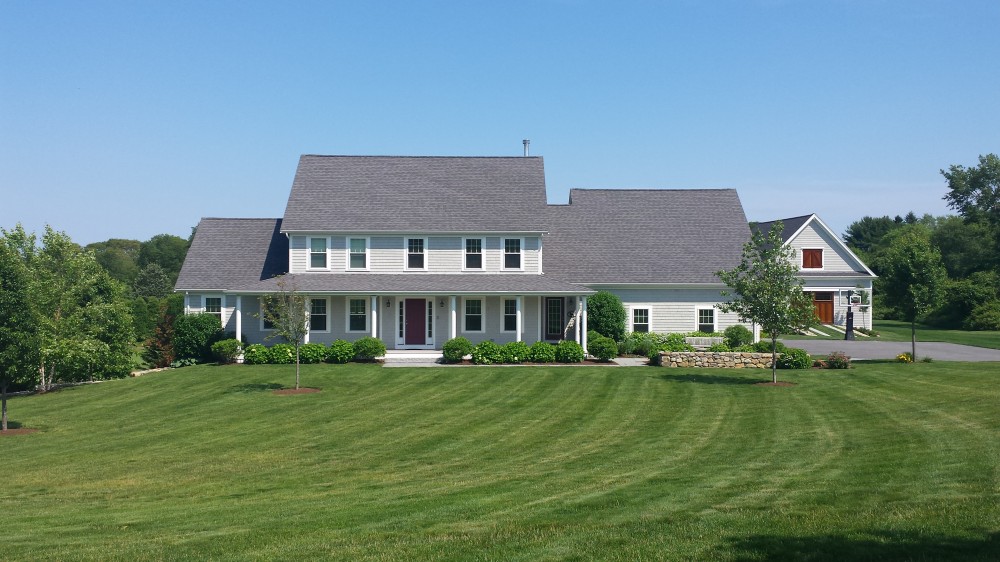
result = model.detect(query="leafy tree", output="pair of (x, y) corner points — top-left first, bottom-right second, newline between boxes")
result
(138, 234), (190, 285)
(842, 215), (899, 257)
(942, 154), (1000, 258)
(133, 263), (173, 298)
(86, 239), (141, 286)
(872, 226), (947, 361)
(257, 277), (309, 389)
(587, 291), (626, 341)
(0, 243), (39, 431)
(930, 215), (996, 278)
(717, 221), (816, 383)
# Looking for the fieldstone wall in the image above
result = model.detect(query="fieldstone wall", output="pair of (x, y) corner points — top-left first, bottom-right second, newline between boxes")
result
(659, 351), (772, 368)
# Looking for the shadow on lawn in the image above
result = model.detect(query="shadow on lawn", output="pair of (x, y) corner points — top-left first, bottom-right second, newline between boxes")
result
(226, 383), (285, 394)
(720, 530), (1000, 561)
(656, 373), (766, 385)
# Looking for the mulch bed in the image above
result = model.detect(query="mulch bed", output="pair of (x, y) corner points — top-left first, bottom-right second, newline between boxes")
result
(754, 381), (797, 387)
(448, 359), (614, 366)
(272, 388), (322, 395)
(0, 428), (39, 436)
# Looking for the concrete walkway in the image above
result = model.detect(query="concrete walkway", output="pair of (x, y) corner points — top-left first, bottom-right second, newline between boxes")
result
(780, 339), (1000, 362)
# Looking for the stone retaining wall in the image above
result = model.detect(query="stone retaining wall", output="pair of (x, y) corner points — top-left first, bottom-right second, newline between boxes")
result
(659, 351), (772, 368)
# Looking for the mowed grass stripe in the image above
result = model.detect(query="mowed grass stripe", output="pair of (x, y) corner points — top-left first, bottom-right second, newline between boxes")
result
(2, 363), (999, 561)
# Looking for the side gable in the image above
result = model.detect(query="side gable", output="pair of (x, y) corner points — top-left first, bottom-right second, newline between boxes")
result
(175, 218), (288, 291)
(756, 214), (875, 277)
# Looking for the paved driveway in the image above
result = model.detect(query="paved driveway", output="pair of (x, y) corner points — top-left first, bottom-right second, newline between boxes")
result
(779, 339), (1000, 362)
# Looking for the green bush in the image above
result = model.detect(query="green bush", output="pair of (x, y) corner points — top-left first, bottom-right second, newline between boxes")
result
(471, 341), (503, 365)
(298, 343), (327, 364)
(268, 343), (295, 364)
(555, 340), (585, 363)
(619, 332), (664, 356)
(964, 300), (1000, 331)
(707, 343), (731, 352)
(723, 325), (754, 348)
(528, 341), (556, 363)
(588, 336), (618, 362)
(353, 337), (386, 361)
(169, 358), (199, 368)
(824, 351), (851, 369)
(326, 340), (354, 364)
(776, 347), (811, 369)
(663, 333), (695, 352)
(753, 340), (787, 354)
(173, 313), (225, 361)
(243, 344), (268, 365)
(587, 291), (626, 341)
(442, 337), (473, 363)
(500, 341), (531, 364)
(210, 338), (242, 364)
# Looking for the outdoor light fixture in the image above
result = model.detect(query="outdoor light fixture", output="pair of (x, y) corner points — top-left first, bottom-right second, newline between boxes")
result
(440, 299), (445, 308)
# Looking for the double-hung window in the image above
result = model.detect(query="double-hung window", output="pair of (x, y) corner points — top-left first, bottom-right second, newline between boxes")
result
(205, 297), (222, 324)
(504, 238), (521, 269)
(503, 299), (517, 332)
(802, 248), (823, 269)
(348, 298), (367, 332)
(310, 237), (328, 269)
(310, 298), (327, 332)
(465, 238), (483, 269)
(697, 308), (716, 333)
(349, 238), (367, 270)
(407, 238), (425, 270)
(632, 308), (649, 333)
(464, 299), (483, 332)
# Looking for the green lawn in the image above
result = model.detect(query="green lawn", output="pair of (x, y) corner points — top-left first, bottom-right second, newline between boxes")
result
(783, 319), (1000, 350)
(3, 363), (999, 560)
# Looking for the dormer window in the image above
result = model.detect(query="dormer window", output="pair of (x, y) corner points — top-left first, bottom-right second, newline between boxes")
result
(504, 238), (522, 270)
(349, 238), (368, 270)
(309, 237), (328, 269)
(407, 238), (426, 270)
(465, 238), (483, 269)
(802, 248), (823, 269)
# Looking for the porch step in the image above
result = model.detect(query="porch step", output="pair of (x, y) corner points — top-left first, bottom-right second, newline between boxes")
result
(382, 351), (444, 365)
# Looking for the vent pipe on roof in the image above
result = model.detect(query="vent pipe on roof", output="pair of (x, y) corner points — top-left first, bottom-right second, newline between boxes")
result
(522, 139), (530, 157)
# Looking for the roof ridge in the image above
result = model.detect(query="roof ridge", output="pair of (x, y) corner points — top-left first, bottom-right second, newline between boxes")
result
(569, 187), (736, 192)
(300, 154), (542, 159)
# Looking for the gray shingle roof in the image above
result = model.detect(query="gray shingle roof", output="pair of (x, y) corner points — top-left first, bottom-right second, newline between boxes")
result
(753, 214), (812, 242)
(281, 155), (549, 233)
(232, 274), (592, 295)
(543, 189), (751, 284)
(175, 218), (287, 290)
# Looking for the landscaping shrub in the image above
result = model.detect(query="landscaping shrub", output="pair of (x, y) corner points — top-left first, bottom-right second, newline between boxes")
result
(663, 333), (695, 352)
(723, 325), (754, 348)
(268, 343), (295, 364)
(353, 337), (386, 362)
(471, 341), (503, 365)
(776, 347), (811, 369)
(326, 340), (354, 364)
(619, 332), (665, 356)
(243, 344), (268, 365)
(500, 341), (531, 364)
(753, 340), (787, 354)
(897, 352), (914, 363)
(588, 336), (618, 362)
(298, 343), (327, 364)
(964, 300), (1000, 331)
(707, 343), (731, 352)
(442, 337), (473, 363)
(173, 313), (225, 361)
(687, 330), (721, 338)
(528, 341), (556, 363)
(587, 330), (603, 346)
(587, 291), (626, 341)
(824, 351), (851, 369)
(169, 358), (199, 368)
(555, 340), (585, 363)
(210, 338), (242, 364)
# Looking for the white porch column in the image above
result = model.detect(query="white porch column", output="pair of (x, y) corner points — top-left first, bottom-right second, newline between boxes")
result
(449, 296), (457, 339)
(574, 298), (581, 345)
(515, 296), (523, 342)
(580, 295), (588, 354)
(537, 296), (543, 342)
(235, 295), (242, 343)
(184, 292), (190, 315)
(371, 296), (378, 338)
(303, 297), (310, 344)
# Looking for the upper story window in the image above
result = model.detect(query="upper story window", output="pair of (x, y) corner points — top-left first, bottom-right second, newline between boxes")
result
(802, 248), (823, 269)
(349, 238), (368, 270)
(407, 238), (426, 270)
(465, 238), (483, 269)
(504, 238), (522, 270)
(309, 237), (328, 269)
(205, 297), (222, 324)
(632, 308), (649, 333)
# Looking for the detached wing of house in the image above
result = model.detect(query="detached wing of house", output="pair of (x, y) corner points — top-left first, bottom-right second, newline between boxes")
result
(176, 155), (755, 351)
(754, 214), (876, 329)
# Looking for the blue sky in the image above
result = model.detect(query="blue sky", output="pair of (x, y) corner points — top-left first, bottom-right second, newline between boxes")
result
(2, 1), (997, 245)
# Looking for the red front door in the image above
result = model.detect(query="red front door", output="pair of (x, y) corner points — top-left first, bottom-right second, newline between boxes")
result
(404, 299), (426, 345)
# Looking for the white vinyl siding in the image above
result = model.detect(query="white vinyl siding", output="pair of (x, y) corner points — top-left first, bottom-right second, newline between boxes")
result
(289, 236), (307, 272)
(790, 223), (858, 272)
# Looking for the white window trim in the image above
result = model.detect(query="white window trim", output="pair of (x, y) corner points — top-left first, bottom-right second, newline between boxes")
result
(695, 306), (718, 333)
(203, 295), (224, 327)
(404, 236), (429, 271)
(346, 236), (370, 271)
(345, 296), (370, 333)
(501, 298), (518, 333)
(307, 236), (330, 271)
(502, 237), (525, 271)
(800, 247), (825, 271)
(462, 237), (485, 271)
(308, 297), (330, 333)
(462, 297), (486, 333)
(629, 305), (651, 333)
(259, 296), (275, 332)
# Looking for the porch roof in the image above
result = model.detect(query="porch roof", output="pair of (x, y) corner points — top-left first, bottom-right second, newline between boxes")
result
(230, 273), (594, 296)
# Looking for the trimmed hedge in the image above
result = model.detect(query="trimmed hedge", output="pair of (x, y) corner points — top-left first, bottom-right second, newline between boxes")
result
(353, 337), (386, 361)
(555, 340), (585, 363)
(776, 347), (811, 369)
(243, 344), (269, 364)
(588, 336), (618, 362)
(723, 325), (754, 348)
(471, 341), (503, 365)
(528, 341), (556, 363)
(210, 338), (242, 364)
(327, 340), (354, 364)
(298, 343), (327, 364)
(173, 313), (225, 361)
(442, 337), (473, 363)
(269, 343), (295, 364)
(501, 341), (531, 364)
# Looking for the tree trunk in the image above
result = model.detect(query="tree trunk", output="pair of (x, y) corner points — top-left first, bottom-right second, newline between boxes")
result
(911, 320), (917, 362)
(2, 379), (7, 432)
(771, 335), (778, 384)
(295, 345), (300, 390)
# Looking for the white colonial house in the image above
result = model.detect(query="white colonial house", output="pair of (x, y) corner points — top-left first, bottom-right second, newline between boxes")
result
(175, 155), (874, 352)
